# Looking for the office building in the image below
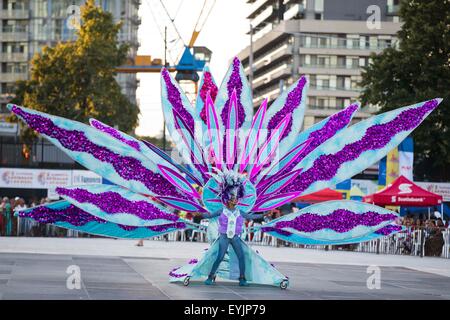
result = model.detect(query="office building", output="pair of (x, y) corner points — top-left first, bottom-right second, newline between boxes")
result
(237, 0), (401, 129)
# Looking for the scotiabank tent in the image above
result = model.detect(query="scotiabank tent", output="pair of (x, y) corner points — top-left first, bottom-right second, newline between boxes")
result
(363, 175), (443, 207)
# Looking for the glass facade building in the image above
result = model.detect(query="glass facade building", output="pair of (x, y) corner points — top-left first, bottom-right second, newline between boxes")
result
(0, 0), (140, 114)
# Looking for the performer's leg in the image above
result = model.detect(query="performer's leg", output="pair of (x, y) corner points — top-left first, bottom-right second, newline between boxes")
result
(230, 235), (246, 279)
(208, 234), (229, 277)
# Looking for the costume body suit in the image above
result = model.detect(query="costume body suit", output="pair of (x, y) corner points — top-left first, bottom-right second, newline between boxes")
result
(204, 208), (265, 280)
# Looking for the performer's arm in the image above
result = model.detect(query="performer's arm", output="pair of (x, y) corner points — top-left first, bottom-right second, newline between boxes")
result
(197, 210), (221, 219)
(241, 211), (267, 220)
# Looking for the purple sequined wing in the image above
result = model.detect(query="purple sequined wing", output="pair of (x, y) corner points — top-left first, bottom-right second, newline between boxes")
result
(16, 200), (189, 239)
(55, 184), (181, 227)
(161, 69), (210, 184)
(197, 66), (218, 125)
(262, 76), (308, 152)
(280, 99), (442, 198)
(256, 103), (359, 185)
(214, 58), (254, 164)
(8, 104), (187, 200)
(90, 118), (202, 187)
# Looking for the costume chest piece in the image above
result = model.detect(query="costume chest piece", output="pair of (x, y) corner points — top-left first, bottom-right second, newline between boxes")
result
(224, 208), (239, 239)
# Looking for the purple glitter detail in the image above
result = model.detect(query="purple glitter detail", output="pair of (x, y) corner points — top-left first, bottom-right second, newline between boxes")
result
(117, 224), (137, 231)
(169, 267), (188, 278)
(91, 120), (141, 151)
(277, 104), (359, 178)
(172, 109), (210, 181)
(18, 205), (106, 226)
(56, 188), (179, 222)
(162, 69), (195, 133)
(148, 222), (186, 232)
(188, 259), (198, 264)
(260, 227), (292, 236)
(12, 106), (186, 199)
(199, 71), (218, 124)
(220, 57), (246, 128)
(267, 77), (307, 141)
(266, 210), (396, 234)
(375, 224), (402, 236)
(117, 222), (185, 232)
(281, 100), (438, 194)
(220, 58), (246, 162)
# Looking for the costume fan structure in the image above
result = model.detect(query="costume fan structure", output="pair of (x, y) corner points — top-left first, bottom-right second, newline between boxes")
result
(9, 57), (442, 289)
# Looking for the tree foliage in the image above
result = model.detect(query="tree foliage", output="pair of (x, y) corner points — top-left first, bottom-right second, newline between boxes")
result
(360, 0), (450, 181)
(12, 0), (139, 142)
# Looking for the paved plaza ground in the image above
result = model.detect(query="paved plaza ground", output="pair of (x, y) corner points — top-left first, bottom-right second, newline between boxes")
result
(0, 237), (449, 300)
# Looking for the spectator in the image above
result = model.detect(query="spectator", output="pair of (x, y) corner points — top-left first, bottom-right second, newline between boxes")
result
(136, 239), (144, 247)
(191, 211), (203, 242)
(424, 220), (444, 257)
(1, 197), (13, 236)
(413, 219), (422, 231)
(433, 207), (442, 219)
(0, 198), (4, 236)
(14, 197), (27, 236)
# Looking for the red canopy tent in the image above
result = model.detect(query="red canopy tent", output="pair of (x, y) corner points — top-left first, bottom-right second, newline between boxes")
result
(294, 188), (343, 203)
(363, 175), (443, 207)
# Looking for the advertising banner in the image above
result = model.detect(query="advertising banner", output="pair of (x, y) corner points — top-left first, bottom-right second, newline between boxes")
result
(417, 182), (450, 202)
(0, 168), (101, 189)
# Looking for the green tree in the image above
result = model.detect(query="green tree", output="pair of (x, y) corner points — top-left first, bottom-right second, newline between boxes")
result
(12, 0), (138, 141)
(360, 0), (450, 181)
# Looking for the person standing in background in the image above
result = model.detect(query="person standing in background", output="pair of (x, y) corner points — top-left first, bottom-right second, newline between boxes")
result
(0, 198), (4, 236)
(1, 197), (13, 236)
(14, 198), (27, 236)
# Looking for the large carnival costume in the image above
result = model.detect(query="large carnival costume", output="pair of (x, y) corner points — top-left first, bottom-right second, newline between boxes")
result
(9, 57), (441, 289)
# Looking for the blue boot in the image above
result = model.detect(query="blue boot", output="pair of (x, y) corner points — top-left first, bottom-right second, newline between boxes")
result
(204, 275), (215, 285)
(239, 277), (249, 287)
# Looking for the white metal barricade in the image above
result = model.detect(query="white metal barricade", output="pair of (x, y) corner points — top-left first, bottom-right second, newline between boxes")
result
(441, 229), (450, 259)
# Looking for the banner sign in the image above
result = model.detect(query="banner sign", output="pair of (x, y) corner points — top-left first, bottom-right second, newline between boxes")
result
(398, 137), (414, 180)
(352, 179), (378, 196)
(0, 168), (101, 189)
(0, 121), (18, 134)
(72, 170), (102, 185)
(417, 182), (450, 202)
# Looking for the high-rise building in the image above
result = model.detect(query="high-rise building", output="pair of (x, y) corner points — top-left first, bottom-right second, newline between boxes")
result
(0, 0), (140, 115)
(237, 0), (401, 129)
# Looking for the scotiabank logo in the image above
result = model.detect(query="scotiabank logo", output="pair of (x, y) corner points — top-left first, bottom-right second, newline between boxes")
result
(398, 183), (413, 194)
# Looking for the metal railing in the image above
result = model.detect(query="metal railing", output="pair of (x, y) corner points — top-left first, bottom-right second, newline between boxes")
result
(151, 222), (450, 260)
(0, 10), (30, 19)
(300, 41), (393, 51)
(309, 85), (363, 92)
(7, 216), (450, 259)
(0, 52), (28, 62)
(0, 138), (75, 167)
(300, 63), (360, 70)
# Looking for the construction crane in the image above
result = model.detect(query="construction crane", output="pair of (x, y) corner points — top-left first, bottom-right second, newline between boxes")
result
(117, 0), (216, 88)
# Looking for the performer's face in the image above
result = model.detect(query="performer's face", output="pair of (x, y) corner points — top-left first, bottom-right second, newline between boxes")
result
(227, 196), (238, 208)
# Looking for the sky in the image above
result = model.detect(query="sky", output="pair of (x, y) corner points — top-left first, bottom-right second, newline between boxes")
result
(135, 0), (251, 137)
